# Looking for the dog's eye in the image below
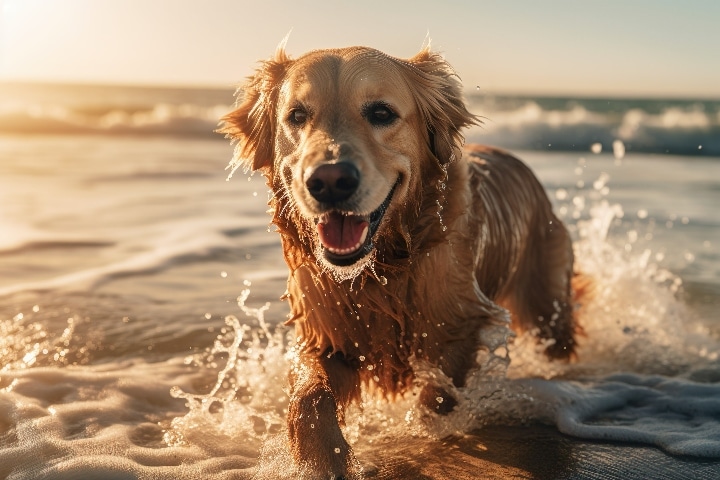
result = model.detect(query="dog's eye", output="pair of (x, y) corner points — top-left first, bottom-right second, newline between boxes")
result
(288, 109), (308, 126)
(363, 102), (397, 127)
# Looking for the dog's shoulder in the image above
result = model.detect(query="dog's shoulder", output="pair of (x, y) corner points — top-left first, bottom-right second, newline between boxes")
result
(463, 143), (545, 191)
(464, 144), (525, 169)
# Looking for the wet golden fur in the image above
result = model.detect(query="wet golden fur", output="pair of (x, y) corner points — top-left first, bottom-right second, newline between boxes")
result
(220, 45), (579, 479)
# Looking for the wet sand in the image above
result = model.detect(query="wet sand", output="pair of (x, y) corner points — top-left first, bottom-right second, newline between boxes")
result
(362, 426), (720, 480)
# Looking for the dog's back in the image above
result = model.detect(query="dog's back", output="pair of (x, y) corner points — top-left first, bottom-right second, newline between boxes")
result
(467, 145), (577, 358)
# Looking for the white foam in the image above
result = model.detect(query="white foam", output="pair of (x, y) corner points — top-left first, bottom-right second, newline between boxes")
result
(543, 374), (720, 458)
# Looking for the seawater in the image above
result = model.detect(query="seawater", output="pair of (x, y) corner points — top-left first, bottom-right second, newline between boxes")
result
(2, 82), (719, 156)
(1, 83), (719, 479)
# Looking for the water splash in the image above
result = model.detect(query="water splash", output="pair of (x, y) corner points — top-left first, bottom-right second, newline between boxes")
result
(1, 306), (85, 373)
(435, 165), (449, 232)
(165, 289), (289, 449)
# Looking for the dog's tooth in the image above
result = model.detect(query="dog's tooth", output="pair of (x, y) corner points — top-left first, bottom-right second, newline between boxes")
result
(358, 225), (368, 246)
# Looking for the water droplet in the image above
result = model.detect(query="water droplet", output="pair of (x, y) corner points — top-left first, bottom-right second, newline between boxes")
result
(379, 276), (387, 285)
(334, 447), (341, 454)
(612, 139), (626, 161)
(359, 355), (366, 361)
(590, 142), (602, 154)
(220, 271), (228, 278)
(436, 396), (444, 404)
(593, 172), (610, 192)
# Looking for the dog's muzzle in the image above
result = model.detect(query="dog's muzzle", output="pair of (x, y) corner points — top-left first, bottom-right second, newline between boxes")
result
(304, 163), (398, 267)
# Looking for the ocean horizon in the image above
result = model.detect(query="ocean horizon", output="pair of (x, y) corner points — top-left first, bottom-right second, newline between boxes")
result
(2, 81), (719, 157)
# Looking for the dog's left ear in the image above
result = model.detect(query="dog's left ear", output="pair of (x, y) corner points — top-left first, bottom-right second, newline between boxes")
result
(404, 47), (480, 164)
(218, 46), (292, 173)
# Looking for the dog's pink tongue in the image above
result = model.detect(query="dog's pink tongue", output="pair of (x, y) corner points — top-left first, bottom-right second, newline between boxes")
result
(318, 212), (368, 253)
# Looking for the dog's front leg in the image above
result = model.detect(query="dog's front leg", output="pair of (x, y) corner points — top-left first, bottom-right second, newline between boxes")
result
(287, 351), (359, 479)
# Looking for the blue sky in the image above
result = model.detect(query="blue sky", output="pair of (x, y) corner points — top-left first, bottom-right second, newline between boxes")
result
(1, 0), (718, 97)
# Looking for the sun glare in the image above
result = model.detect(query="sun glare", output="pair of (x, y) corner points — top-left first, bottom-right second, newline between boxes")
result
(1, 0), (43, 80)
(0, 0), (95, 82)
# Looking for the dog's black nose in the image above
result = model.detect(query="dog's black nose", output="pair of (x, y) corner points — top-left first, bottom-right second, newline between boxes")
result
(305, 163), (360, 203)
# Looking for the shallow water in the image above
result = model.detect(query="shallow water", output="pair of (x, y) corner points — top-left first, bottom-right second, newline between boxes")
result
(1, 124), (719, 478)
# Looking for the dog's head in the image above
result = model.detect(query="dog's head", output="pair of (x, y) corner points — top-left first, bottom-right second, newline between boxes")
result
(220, 45), (477, 280)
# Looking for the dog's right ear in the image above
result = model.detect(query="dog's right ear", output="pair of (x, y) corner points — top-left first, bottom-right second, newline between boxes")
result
(218, 46), (291, 173)
(403, 47), (480, 166)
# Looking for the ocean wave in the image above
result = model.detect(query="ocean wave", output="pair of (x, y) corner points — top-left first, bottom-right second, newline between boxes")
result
(0, 102), (228, 138)
(0, 240), (116, 256)
(0, 217), (273, 298)
(2, 90), (719, 156)
(468, 99), (720, 156)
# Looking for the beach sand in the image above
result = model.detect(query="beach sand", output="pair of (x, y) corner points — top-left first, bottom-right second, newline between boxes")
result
(362, 426), (720, 479)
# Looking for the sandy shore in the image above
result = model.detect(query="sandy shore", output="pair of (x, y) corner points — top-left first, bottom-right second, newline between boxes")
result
(359, 425), (720, 480)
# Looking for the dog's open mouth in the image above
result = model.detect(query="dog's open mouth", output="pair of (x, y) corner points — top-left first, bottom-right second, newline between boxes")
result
(317, 180), (399, 267)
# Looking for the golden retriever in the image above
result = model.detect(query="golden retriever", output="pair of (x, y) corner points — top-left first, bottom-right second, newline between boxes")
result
(220, 45), (579, 479)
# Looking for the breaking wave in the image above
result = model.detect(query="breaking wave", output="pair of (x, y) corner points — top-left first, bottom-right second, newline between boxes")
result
(2, 82), (719, 156)
(466, 96), (720, 156)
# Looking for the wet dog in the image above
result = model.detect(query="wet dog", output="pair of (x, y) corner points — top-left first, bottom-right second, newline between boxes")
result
(220, 45), (579, 479)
